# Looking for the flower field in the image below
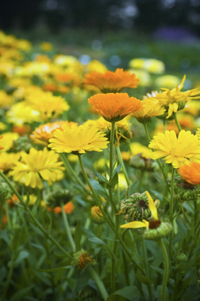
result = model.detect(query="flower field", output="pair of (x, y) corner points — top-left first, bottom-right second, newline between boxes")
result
(1, 30), (200, 301)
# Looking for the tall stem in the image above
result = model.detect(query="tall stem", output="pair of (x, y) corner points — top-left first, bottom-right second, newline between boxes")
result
(116, 144), (131, 186)
(89, 267), (109, 301)
(173, 112), (182, 132)
(158, 238), (169, 301)
(61, 201), (76, 252)
(170, 167), (175, 222)
(142, 238), (153, 301)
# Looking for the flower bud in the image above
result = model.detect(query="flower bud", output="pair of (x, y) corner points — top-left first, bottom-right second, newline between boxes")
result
(72, 249), (96, 270)
(174, 177), (199, 202)
(91, 206), (105, 224)
(176, 252), (187, 262)
(143, 221), (172, 240)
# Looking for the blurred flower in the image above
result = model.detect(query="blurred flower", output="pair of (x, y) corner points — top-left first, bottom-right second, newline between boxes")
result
(86, 60), (107, 73)
(6, 102), (41, 125)
(49, 123), (109, 154)
(0, 122), (6, 132)
(83, 68), (139, 93)
(130, 142), (153, 159)
(144, 75), (200, 118)
(183, 100), (200, 116)
(40, 42), (53, 52)
(12, 124), (32, 136)
(0, 135), (4, 150)
(48, 201), (75, 214)
(118, 173), (128, 190)
(30, 121), (76, 145)
(0, 132), (19, 151)
(149, 130), (200, 168)
(17, 39), (32, 51)
(129, 69), (152, 86)
(131, 99), (165, 123)
(178, 162), (200, 185)
(155, 75), (180, 89)
(72, 249), (96, 269)
(88, 93), (142, 122)
(10, 147), (65, 189)
(91, 206), (105, 224)
(0, 152), (20, 172)
(0, 90), (13, 108)
(129, 58), (165, 74)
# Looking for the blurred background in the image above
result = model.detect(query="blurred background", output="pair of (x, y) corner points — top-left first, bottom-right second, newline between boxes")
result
(1, 0), (200, 75)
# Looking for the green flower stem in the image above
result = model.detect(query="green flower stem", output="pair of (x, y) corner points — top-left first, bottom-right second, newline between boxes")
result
(173, 112), (182, 132)
(2, 251), (15, 300)
(170, 167), (175, 222)
(88, 267), (109, 301)
(61, 201), (76, 252)
(163, 119), (167, 132)
(158, 238), (169, 301)
(60, 153), (92, 197)
(142, 238), (153, 301)
(143, 123), (169, 192)
(0, 171), (72, 260)
(5, 201), (11, 228)
(116, 144), (131, 186)
(122, 250), (130, 286)
(78, 156), (144, 273)
(110, 121), (115, 179)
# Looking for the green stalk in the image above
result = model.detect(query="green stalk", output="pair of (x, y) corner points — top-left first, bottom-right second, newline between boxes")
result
(116, 144), (131, 186)
(158, 238), (169, 301)
(4, 201), (11, 228)
(88, 267), (109, 301)
(170, 167), (175, 222)
(143, 123), (169, 192)
(163, 119), (167, 132)
(60, 153), (92, 197)
(61, 201), (76, 252)
(0, 171), (72, 260)
(142, 238), (153, 301)
(173, 112), (182, 132)
(3, 251), (15, 300)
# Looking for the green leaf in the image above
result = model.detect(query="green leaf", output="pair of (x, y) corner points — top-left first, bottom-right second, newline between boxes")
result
(15, 250), (29, 265)
(10, 285), (34, 301)
(74, 221), (82, 250)
(136, 271), (152, 284)
(94, 170), (108, 184)
(89, 179), (108, 199)
(113, 164), (121, 175)
(106, 286), (140, 301)
(88, 237), (116, 259)
(36, 266), (73, 273)
(150, 265), (164, 275)
(107, 172), (118, 188)
(128, 181), (138, 196)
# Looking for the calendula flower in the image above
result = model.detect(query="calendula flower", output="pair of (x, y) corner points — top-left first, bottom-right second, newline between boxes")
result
(86, 60), (107, 73)
(40, 42), (53, 51)
(131, 99), (166, 123)
(0, 152), (21, 172)
(178, 162), (200, 185)
(10, 147), (65, 189)
(88, 93), (142, 122)
(49, 123), (109, 154)
(0, 91), (13, 108)
(30, 121), (77, 145)
(129, 58), (165, 74)
(0, 132), (19, 151)
(91, 206), (105, 224)
(6, 102), (41, 125)
(130, 142), (153, 159)
(155, 75), (180, 89)
(83, 68), (139, 93)
(48, 201), (75, 214)
(25, 91), (69, 121)
(120, 191), (172, 240)
(144, 75), (200, 118)
(149, 130), (200, 168)
(129, 69), (152, 87)
(72, 249), (96, 269)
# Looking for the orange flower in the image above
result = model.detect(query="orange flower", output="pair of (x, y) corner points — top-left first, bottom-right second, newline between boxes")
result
(43, 83), (58, 92)
(12, 125), (31, 135)
(30, 121), (77, 145)
(79, 253), (92, 268)
(83, 68), (139, 93)
(48, 201), (75, 214)
(178, 162), (200, 185)
(88, 93), (143, 122)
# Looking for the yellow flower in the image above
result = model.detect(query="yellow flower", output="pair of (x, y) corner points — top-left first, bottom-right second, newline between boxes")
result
(155, 75), (180, 89)
(10, 148), (65, 189)
(129, 69), (152, 87)
(129, 58), (165, 74)
(49, 123), (109, 154)
(130, 142), (153, 159)
(83, 68), (140, 93)
(144, 75), (200, 118)
(118, 173), (128, 190)
(88, 93), (143, 122)
(17, 39), (32, 51)
(86, 60), (107, 73)
(0, 132), (19, 151)
(91, 206), (105, 224)
(120, 191), (159, 229)
(0, 152), (21, 172)
(25, 91), (69, 120)
(149, 130), (200, 168)
(0, 90), (13, 108)
(40, 42), (53, 52)
(178, 162), (200, 185)
(131, 99), (166, 123)
(6, 102), (41, 125)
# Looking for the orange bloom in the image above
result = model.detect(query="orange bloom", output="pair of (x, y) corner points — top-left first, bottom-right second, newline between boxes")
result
(48, 201), (75, 214)
(83, 68), (139, 93)
(43, 83), (58, 92)
(79, 253), (92, 269)
(55, 73), (81, 86)
(12, 125), (32, 135)
(30, 121), (77, 145)
(178, 162), (200, 185)
(88, 93), (143, 122)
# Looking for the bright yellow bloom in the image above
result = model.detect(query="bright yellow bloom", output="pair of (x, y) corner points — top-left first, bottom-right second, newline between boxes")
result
(91, 206), (105, 224)
(0, 91), (13, 108)
(10, 148), (65, 189)
(121, 191), (159, 229)
(131, 99), (166, 123)
(17, 39), (32, 51)
(144, 75), (200, 118)
(86, 60), (107, 73)
(83, 68), (139, 93)
(25, 91), (69, 120)
(155, 75), (180, 89)
(88, 93), (143, 122)
(0, 132), (19, 151)
(30, 121), (77, 145)
(130, 142), (153, 159)
(6, 102), (41, 125)
(129, 69), (152, 87)
(0, 152), (21, 172)
(129, 58), (165, 74)
(149, 130), (200, 168)
(49, 123), (109, 154)
(178, 162), (200, 185)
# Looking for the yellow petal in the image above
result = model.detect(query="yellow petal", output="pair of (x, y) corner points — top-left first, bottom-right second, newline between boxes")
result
(146, 191), (158, 220)
(120, 221), (148, 229)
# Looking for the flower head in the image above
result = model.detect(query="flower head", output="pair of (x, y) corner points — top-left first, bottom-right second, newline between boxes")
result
(10, 147), (65, 189)
(91, 206), (105, 224)
(178, 162), (200, 185)
(144, 75), (200, 118)
(49, 123), (109, 154)
(0, 152), (21, 172)
(149, 130), (200, 168)
(88, 93), (143, 122)
(83, 68), (139, 93)
(0, 132), (19, 151)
